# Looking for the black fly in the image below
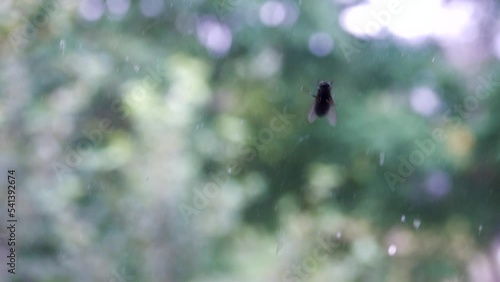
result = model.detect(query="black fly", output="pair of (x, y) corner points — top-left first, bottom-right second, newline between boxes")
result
(303, 81), (337, 126)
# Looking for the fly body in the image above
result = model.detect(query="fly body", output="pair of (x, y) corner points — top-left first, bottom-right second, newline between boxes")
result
(307, 81), (337, 126)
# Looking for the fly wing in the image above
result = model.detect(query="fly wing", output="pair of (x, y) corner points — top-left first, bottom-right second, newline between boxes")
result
(326, 100), (337, 126)
(308, 102), (318, 123)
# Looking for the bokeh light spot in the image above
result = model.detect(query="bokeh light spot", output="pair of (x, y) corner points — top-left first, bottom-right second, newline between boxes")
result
(106, 0), (130, 16)
(260, 1), (286, 27)
(388, 244), (397, 256)
(79, 0), (105, 21)
(139, 0), (164, 18)
(308, 32), (334, 57)
(197, 18), (232, 57)
(410, 87), (440, 116)
(425, 171), (451, 198)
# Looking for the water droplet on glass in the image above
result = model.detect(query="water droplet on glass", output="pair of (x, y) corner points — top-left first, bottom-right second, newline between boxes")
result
(336, 232), (342, 239)
(432, 57), (435, 62)
(60, 39), (66, 55)
(125, 56), (129, 62)
(134, 64), (140, 72)
(413, 219), (421, 229)
(388, 245), (397, 256)
(299, 134), (310, 143)
(276, 223), (283, 255)
(379, 152), (385, 165)
(478, 225), (483, 235)
(401, 215), (406, 222)
(227, 167), (232, 174)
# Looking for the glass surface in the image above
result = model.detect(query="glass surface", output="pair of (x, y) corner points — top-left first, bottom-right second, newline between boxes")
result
(1, 0), (499, 281)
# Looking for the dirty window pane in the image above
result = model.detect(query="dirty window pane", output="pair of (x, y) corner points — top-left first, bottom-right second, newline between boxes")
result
(1, 0), (499, 281)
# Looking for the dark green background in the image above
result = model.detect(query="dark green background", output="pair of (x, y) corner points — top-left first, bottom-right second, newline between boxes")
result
(1, 0), (499, 281)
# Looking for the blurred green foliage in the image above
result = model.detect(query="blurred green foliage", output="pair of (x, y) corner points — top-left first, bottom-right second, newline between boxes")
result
(0, 0), (500, 281)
